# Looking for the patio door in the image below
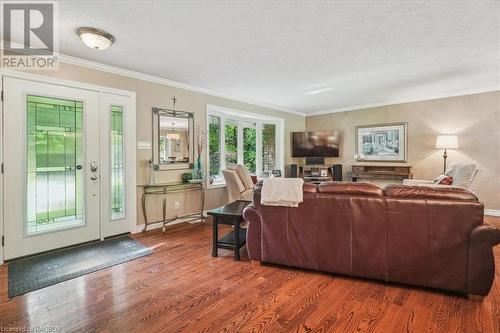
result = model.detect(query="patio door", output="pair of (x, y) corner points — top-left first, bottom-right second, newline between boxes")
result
(3, 77), (101, 260)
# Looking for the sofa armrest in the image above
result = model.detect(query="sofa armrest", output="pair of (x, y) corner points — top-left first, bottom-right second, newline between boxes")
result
(467, 224), (500, 296)
(402, 179), (434, 186)
(243, 204), (262, 261)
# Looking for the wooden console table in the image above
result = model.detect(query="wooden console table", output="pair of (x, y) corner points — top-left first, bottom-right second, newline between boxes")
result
(139, 182), (205, 233)
(349, 165), (412, 182)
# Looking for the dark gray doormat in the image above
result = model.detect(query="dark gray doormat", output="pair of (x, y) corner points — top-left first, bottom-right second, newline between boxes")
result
(8, 235), (152, 298)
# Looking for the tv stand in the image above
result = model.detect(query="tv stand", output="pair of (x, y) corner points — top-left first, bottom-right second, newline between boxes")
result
(298, 164), (342, 184)
(349, 165), (412, 181)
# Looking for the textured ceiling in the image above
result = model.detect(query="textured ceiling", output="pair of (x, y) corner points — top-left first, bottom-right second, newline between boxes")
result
(51, 1), (500, 114)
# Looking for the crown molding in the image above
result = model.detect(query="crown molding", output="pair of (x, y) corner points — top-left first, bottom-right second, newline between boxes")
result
(3, 41), (497, 118)
(56, 54), (306, 117)
(2, 42), (305, 116)
(307, 86), (500, 116)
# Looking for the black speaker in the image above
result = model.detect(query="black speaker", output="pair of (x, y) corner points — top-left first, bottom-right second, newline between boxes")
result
(305, 157), (325, 165)
(331, 164), (342, 181)
(288, 164), (298, 178)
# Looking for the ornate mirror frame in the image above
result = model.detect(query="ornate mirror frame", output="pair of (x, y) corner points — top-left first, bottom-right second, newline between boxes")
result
(151, 106), (194, 170)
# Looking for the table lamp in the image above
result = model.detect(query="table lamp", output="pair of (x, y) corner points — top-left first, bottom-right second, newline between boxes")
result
(435, 134), (459, 173)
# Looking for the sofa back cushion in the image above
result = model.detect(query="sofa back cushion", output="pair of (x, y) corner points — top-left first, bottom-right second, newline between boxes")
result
(318, 182), (384, 196)
(303, 183), (318, 193)
(385, 184), (478, 201)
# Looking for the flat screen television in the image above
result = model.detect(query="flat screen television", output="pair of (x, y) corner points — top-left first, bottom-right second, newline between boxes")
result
(292, 131), (340, 157)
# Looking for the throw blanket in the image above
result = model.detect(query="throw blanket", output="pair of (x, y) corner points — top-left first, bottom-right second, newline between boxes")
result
(261, 178), (304, 207)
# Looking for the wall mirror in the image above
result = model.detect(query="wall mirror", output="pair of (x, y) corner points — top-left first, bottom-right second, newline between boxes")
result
(152, 106), (194, 170)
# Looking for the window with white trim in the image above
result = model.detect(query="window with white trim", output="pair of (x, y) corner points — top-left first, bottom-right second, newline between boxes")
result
(207, 106), (284, 185)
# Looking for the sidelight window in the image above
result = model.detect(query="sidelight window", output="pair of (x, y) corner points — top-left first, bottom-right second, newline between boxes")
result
(110, 105), (125, 220)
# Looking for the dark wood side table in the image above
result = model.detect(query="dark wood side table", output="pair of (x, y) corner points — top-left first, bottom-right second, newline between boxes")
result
(207, 200), (250, 261)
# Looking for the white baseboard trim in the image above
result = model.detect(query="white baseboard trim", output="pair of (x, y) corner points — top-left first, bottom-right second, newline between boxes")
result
(485, 209), (500, 217)
(133, 211), (209, 233)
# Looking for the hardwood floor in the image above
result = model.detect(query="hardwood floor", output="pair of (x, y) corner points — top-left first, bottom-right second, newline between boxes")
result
(0, 217), (499, 332)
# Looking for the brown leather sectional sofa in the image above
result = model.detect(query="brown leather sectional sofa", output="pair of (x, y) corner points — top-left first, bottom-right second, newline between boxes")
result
(243, 182), (500, 299)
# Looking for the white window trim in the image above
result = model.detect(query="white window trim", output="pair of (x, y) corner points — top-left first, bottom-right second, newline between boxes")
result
(206, 104), (285, 188)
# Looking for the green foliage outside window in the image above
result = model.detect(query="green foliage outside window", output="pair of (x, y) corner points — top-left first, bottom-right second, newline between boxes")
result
(207, 115), (276, 178)
(243, 127), (256, 173)
(225, 124), (238, 165)
(208, 116), (221, 177)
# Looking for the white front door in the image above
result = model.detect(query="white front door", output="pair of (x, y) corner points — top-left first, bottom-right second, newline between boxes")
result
(3, 77), (101, 260)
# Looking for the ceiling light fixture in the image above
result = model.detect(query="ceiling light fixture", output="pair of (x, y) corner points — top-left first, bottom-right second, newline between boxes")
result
(77, 27), (115, 50)
(304, 87), (334, 95)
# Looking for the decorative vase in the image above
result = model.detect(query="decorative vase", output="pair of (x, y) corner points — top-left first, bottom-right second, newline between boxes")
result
(191, 156), (204, 180)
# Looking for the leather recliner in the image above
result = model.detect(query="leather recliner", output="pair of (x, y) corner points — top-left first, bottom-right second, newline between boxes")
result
(243, 182), (500, 299)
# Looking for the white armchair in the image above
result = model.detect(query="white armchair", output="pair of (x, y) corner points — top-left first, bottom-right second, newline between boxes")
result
(222, 164), (255, 202)
(403, 163), (478, 188)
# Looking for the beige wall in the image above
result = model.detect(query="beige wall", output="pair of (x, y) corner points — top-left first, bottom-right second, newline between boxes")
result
(33, 62), (305, 226)
(27, 62), (499, 218)
(306, 91), (500, 210)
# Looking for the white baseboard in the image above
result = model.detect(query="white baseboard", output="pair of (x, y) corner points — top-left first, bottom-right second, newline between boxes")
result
(485, 209), (500, 217)
(133, 211), (209, 233)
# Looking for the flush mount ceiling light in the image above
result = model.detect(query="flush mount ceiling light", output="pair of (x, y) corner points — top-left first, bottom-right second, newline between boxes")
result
(77, 27), (115, 50)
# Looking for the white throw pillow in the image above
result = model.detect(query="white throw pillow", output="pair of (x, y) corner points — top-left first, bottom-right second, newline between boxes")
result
(445, 163), (477, 187)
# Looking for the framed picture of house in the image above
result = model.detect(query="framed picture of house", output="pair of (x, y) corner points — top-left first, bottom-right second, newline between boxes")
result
(355, 122), (407, 162)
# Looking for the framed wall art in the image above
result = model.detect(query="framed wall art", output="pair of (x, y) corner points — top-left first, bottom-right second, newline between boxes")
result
(355, 122), (407, 162)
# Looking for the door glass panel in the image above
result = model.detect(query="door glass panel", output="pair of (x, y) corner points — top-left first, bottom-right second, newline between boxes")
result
(26, 95), (84, 235)
(111, 105), (124, 220)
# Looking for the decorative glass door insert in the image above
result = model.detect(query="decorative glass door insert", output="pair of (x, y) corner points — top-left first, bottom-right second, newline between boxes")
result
(26, 95), (84, 234)
(110, 105), (124, 220)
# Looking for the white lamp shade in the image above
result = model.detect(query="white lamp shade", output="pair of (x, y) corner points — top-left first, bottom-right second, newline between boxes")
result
(435, 134), (459, 149)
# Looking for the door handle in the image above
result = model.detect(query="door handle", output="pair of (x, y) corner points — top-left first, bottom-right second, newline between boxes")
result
(90, 161), (98, 172)
(90, 174), (98, 181)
